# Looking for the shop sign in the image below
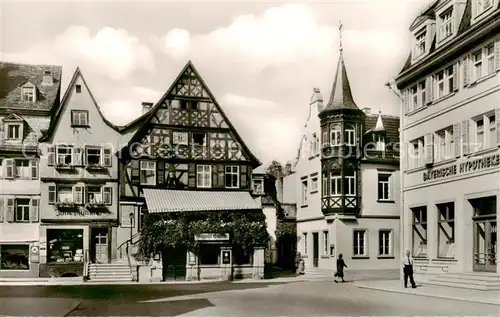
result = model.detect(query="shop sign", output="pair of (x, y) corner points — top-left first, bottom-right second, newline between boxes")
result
(195, 233), (230, 241)
(222, 250), (231, 264)
(31, 245), (40, 263)
(423, 153), (500, 182)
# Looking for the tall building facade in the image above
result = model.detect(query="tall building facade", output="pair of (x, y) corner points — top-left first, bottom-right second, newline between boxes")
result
(292, 39), (401, 274)
(392, 0), (500, 281)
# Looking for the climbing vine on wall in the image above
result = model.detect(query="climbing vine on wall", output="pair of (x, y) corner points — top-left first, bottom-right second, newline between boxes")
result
(137, 210), (269, 259)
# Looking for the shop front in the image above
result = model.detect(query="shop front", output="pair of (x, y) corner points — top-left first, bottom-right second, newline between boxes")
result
(0, 223), (40, 278)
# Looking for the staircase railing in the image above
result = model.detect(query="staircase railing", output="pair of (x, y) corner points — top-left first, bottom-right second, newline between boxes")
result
(83, 248), (90, 281)
(117, 232), (141, 280)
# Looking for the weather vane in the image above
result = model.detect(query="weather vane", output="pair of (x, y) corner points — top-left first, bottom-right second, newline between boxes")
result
(339, 20), (343, 52)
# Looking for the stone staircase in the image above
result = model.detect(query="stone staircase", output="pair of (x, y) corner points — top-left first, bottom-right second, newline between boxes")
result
(425, 272), (500, 291)
(88, 261), (133, 282)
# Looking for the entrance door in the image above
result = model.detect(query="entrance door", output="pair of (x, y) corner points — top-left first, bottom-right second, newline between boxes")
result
(312, 232), (319, 268)
(473, 220), (497, 272)
(92, 228), (109, 264)
(162, 246), (187, 281)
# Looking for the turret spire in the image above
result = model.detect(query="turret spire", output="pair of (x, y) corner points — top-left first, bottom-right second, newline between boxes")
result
(339, 20), (343, 52)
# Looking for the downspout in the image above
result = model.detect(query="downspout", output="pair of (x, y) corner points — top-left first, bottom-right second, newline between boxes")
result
(386, 80), (404, 286)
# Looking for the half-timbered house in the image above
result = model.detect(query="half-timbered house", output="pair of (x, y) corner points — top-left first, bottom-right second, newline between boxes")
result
(0, 62), (62, 278)
(117, 61), (264, 281)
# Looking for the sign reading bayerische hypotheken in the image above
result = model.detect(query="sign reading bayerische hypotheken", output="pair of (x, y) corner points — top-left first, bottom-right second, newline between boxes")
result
(423, 153), (500, 181)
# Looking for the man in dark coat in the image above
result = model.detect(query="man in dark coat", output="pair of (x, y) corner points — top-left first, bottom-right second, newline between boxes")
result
(402, 250), (417, 288)
(334, 254), (347, 283)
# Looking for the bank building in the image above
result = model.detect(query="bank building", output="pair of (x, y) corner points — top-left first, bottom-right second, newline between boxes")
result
(390, 0), (500, 289)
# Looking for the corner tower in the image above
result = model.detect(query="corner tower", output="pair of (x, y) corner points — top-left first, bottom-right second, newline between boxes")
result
(318, 23), (364, 218)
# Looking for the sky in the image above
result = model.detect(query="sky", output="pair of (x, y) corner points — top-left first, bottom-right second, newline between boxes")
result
(0, 0), (430, 167)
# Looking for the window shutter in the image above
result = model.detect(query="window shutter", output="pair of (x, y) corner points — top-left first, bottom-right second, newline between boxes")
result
(453, 62), (459, 91)
(74, 185), (83, 204)
(102, 186), (112, 205)
(47, 146), (55, 166)
(453, 123), (461, 157)
(463, 55), (470, 87)
(218, 164), (225, 188)
(82, 186), (87, 204)
(212, 165), (219, 188)
(158, 162), (165, 185)
(131, 160), (140, 185)
(48, 185), (56, 204)
(424, 133), (434, 165)
(403, 89), (409, 115)
(496, 108), (500, 147)
(30, 160), (38, 180)
(188, 163), (196, 188)
(425, 76), (433, 104)
(30, 198), (39, 223)
(461, 120), (470, 155)
(390, 173), (396, 201)
(240, 165), (248, 189)
(5, 159), (14, 179)
(72, 148), (82, 166)
(495, 39), (500, 71)
(103, 148), (112, 167)
(0, 199), (4, 223)
(6, 198), (14, 222)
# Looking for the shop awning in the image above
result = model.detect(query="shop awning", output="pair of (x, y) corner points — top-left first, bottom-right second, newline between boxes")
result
(143, 189), (261, 213)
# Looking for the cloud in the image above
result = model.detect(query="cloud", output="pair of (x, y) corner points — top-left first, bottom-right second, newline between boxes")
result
(221, 94), (278, 109)
(3, 26), (154, 81)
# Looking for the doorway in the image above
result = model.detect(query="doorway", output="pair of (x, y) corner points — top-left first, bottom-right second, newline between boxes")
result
(471, 196), (497, 272)
(312, 232), (319, 268)
(91, 228), (109, 264)
(162, 246), (187, 281)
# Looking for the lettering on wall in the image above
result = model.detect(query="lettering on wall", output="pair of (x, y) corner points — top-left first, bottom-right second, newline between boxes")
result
(423, 154), (500, 182)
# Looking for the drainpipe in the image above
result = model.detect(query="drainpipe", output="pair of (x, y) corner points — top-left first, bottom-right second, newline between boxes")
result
(386, 80), (404, 287)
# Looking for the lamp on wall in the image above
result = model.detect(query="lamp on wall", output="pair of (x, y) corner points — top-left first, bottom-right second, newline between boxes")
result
(127, 211), (134, 254)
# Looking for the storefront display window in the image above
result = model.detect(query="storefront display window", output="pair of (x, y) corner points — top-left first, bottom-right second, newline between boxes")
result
(198, 244), (221, 265)
(47, 229), (84, 263)
(234, 246), (253, 265)
(0, 245), (30, 270)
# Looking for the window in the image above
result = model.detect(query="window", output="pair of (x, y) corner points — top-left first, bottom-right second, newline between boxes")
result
(488, 115), (496, 148)
(303, 233), (308, 255)
(353, 230), (367, 257)
(323, 231), (329, 256)
(140, 161), (156, 185)
(312, 134), (319, 155)
(172, 131), (188, 145)
(410, 85), (418, 112)
(476, 118), (484, 151)
(75, 85), (81, 93)
(473, 50), (483, 81)
(437, 203), (455, 258)
(56, 146), (72, 165)
(477, 0), (493, 16)
(330, 172), (341, 196)
(437, 126), (454, 160)
(180, 100), (188, 110)
(330, 124), (341, 146)
(196, 165), (211, 188)
(446, 127), (455, 159)
(379, 230), (392, 256)
(6, 124), (21, 140)
(22, 87), (34, 102)
(440, 9), (453, 40)
(86, 148), (101, 165)
(446, 66), (455, 94)
(71, 110), (88, 126)
(57, 186), (73, 203)
(198, 244), (220, 265)
(415, 30), (426, 57)
(253, 179), (264, 194)
(486, 44), (495, 75)
(344, 125), (355, 146)
(377, 173), (391, 201)
(409, 138), (423, 169)
(0, 245), (29, 270)
(374, 134), (385, 151)
(15, 159), (30, 178)
(311, 177), (318, 192)
(344, 171), (356, 196)
(322, 172), (328, 197)
(301, 180), (308, 206)
(418, 81), (426, 107)
(225, 166), (239, 188)
(15, 199), (30, 222)
(412, 206), (428, 257)
(436, 70), (445, 98)
(46, 229), (84, 263)
(234, 246), (253, 265)
(192, 133), (206, 146)
(87, 186), (102, 204)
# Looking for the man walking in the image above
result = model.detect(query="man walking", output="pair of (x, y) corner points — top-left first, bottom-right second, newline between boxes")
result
(402, 250), (417, 288)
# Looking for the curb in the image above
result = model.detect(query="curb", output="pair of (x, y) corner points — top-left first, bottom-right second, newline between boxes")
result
(63, 301), (81, 317)
(356, 285), (500, 306)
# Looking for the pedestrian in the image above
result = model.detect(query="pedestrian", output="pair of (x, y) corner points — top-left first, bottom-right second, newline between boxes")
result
(334, 254), (347, 283)
(402, 250), (417, 288)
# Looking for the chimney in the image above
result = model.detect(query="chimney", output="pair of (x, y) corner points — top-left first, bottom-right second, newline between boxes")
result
(42, 70), (53, 86)
(270, 165), (284, 203)
(284, 163), (292, 176)
(362, 107), (371, 115)
(142, 102), (154, 115)
(310, 88), (323, 112)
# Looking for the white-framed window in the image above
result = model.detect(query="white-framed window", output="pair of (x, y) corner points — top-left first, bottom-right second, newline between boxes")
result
(475, 118), (485, 151)
(353, 230), (367, 257)
(436, 70), (445, 98)
(87, 186), (102, 204)
(415, 30), (426, 58)
(378, 230), (392, 256)
(330, 124), (341, 146)
(301, 180), (308, 206)
(477, 0), (493, 16)
(5, 123), (21, 140)
(86, 148), (101, 165)
(57, 186), (73, 203)
(172, 131), (188, 145)
(486, 43), (495, 75)
(440, 9), (453, 40)
(330, 172), (341, 196)
(438, 202), (455, 258)
(15, 159), (30, 178)
(196, 165), (211, 188)
(375, 134), (385, 151)
(322, 172), (328, 197)
(140, 161), (156, 185)
(377, 173), (391, 201)
(488, 114), (497, 148)
(225, 165), (239, 188)
(344, 125), (355, 146)
(437, 126), (455, 160)
(412, 206), (428, 258)
(409, 137), (424, 169)
(418, 81), (426, 108)
(344, 171), (356, 196)
(323, 231), (329, 256)
(473, 112), (497, 151)
(56, 146), (72, 165)
(445, 66), (455, 95)
(410, 85), (418, 112)
(22, 87), (35, 102)
(473, 49), (483, 81)
(311, 177), (318, 193)
(303, 232), (308, 255)
(253, 178), (264, 194)
(15, 199), (30, 222)
(71, 110), (89, 126)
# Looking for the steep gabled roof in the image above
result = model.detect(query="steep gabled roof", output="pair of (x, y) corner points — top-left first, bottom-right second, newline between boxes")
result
(363, 113), (399, 144)
(39, 67), (120, 142)
(0, 61), (62, 111)
(118, 60), (261, 168)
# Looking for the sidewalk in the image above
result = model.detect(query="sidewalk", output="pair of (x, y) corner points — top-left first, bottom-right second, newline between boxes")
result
(355, 279), (500, 306)
(0, 297), (80, 316)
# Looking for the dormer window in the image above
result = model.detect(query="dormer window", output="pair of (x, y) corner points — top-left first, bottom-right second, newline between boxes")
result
(71, 110), (89, 127)
(3, 114), (24, 141)
(22, 87), (35, 102)
(477, 0), (493, 16)
(6, 124), (21, 140)
(375, 134), (385, 151)
(439, 9), (453, 40)
(415, 30), (426, 58)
